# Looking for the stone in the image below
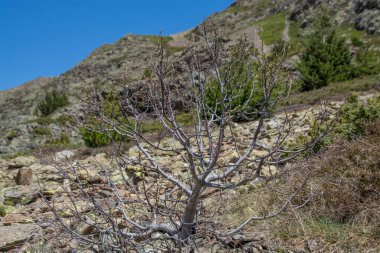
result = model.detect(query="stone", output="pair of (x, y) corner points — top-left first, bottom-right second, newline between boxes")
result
(307, 239), (318, 251)
(78, 223), (95, 235)
(15, 168), (33, 185)
(82, 152), (109, 166)
(0, 224), (43, 251)
(261, 165), (277, 176)
(2, 213), (33, 225)
(94, 152), (109, 165)
(41, 181), (64, 196)
(54, 150), (75, 161)
(3, 185), (39, 206)
(9, 156), (37, 169)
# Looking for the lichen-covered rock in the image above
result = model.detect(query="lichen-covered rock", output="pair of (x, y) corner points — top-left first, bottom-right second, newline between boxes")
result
(2, 185), (39, 206)
(0, 224), (42, 251)
(9, 156), (37, 169)
(54, 149), (75, 161)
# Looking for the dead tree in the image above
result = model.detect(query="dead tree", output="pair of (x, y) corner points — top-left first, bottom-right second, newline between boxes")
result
(46, 28), (332, 252)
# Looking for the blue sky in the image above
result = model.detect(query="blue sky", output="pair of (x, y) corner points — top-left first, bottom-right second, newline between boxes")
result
(0, 0), (233, 91)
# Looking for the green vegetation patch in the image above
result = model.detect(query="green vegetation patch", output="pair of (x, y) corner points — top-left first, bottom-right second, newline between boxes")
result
(0, 204), (14, 217)
(142, 35), (173, 45)
(27, 114), (72, 126)
(337, 23), (366, 39)
(32, 127), (51, 136)
(285, 75), (380, 106)
(38, 90), (69, 116)
(227, 0), (271, 16)
(6, 130), (19, 141)
(252, 12), (287, 45)
(288, 21), (303, 52)
(48, 133), (71, 145)
(227, 5), (250, 14)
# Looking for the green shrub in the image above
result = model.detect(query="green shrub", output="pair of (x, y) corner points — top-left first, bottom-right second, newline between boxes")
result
(142, 68), (153, 79)
(7, 130), (19, 140)
(298, 12), (353, 91)
(334, 93), (380, 139)
(271, 39), (290, 59)
(80, 91), (125, 147)
(49, 133), (71, 145)
(286, 93), (380, 156)
(0, 205), (6, 217)
(353, 45), (380, 76)
(351, 36), (364, 47)
(33, 127), (51, 136)
(80, 90), (195, 147)
(55, 115), (72, 125)
(38, 90), (69, 116)
(80, 128), (109, 147)
(34, 116), (54, 125)
(204, 45), (287, 122)
(0, 204), (14, 217)
(205, 78), (261, 122)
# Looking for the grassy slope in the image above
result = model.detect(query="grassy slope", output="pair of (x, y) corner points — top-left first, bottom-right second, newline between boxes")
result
(251, 12), (287, 45)
(286, 75), (380, 106)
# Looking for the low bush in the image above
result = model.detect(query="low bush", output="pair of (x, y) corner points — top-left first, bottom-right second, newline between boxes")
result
(334, 93), (380, 140)
(38, 90), (69, 116)
(288, 93), (380, 154)
(0, 205), (6, 217)
(353, 45), (380, 76)
(204, 42), (287, 122)
(48, 133), (71, 145)
(80, 128), (123, 147)
(32, 127), (51, 136)
(6, 130), (19, 140)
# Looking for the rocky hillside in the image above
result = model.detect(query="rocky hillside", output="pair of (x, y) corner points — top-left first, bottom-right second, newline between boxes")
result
(0, 0), (379, 156)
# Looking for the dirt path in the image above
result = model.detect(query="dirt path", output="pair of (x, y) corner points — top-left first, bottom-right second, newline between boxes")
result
(282, 17), (290, 42)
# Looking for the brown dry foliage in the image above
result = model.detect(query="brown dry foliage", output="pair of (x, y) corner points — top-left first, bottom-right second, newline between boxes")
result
(292, 120), (380, 225)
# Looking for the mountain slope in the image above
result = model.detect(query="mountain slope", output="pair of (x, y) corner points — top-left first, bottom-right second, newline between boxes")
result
(0, 0), (379, 156)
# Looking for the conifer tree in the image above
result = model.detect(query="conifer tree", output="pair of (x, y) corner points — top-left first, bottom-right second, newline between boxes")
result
(298, 11), (353, 91)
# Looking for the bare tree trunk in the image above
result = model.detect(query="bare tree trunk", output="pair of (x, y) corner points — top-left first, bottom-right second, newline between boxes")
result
(180, 182), (204, 242)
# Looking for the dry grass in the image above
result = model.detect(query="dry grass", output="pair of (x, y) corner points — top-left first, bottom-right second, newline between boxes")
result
(212, 121), (380, 252)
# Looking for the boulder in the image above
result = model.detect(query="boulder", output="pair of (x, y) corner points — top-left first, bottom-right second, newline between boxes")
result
(82, 152), (109, 166)
(3, 185), (39, 206)
(0, 159), (9, 170)
(15, 168), (33, 185)
(9, 156), (37, 169)
(54, 150), (75, 161)
(0, 224), (42, 251)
